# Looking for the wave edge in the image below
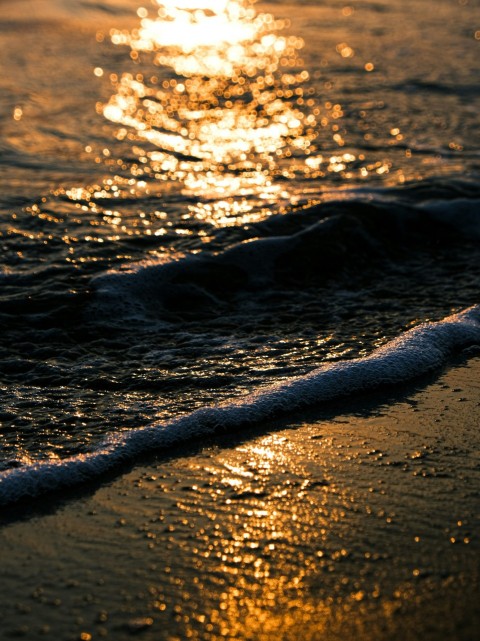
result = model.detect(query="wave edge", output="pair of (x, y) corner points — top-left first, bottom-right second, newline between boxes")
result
(1, 305), (479, 507)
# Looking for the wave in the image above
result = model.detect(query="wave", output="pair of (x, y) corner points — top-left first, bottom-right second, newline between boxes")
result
(1, 305), (479, 507)
(89, 193), (480, 321)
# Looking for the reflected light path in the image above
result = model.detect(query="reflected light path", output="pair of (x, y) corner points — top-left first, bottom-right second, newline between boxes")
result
(58, 0), (395, 238)
(102, 0), (319, 216)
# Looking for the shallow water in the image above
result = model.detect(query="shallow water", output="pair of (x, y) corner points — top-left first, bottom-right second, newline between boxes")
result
(0, 0), (479, 487)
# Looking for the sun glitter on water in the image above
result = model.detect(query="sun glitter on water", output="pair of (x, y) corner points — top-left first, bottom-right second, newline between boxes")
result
(101, 0), (319, 207)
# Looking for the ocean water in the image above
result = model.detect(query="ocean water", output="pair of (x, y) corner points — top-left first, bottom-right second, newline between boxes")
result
(0, 0), (479, 503)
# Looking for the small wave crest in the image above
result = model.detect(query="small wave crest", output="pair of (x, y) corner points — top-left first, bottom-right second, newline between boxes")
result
(1, 305), (479, 507)
(88, 194), (480, 324)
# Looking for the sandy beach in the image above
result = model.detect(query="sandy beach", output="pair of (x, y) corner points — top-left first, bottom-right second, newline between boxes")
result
(1, 355), (479, 640)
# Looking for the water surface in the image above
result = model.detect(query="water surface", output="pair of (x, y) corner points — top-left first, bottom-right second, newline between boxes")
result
(0, 0), (479, 481)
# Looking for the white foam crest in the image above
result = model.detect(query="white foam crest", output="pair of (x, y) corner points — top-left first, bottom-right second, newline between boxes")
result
(1, 305), (479, 507)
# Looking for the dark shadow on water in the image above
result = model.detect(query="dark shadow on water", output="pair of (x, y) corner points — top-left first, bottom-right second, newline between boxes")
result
(0, 353), (475, 527)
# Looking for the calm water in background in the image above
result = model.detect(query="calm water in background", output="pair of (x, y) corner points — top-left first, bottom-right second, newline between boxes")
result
(0, 0), (479, 471)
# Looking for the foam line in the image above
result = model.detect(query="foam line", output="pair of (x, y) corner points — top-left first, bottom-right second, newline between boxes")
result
(1, 305), (479, 507)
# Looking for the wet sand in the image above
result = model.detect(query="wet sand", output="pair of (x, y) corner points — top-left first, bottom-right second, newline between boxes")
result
(1, 357), (479, 641)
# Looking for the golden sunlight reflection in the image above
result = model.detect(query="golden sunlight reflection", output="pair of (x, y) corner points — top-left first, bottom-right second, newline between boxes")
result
(50, 0), (402, 234)
(173, 431), (385, 640)
(100, 0), (323, 221)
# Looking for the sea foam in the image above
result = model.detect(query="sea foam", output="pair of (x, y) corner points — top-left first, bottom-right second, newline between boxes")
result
(1, 305), (479, 507)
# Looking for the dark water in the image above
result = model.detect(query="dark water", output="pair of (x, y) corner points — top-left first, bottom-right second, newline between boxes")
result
(0, 0), (479, 486)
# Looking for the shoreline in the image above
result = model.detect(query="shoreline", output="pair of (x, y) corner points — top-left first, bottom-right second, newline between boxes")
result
(2, 305), (479, 509)
(1, 356), (479, 640)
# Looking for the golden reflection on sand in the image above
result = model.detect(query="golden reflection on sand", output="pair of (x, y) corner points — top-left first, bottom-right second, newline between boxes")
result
(167, 432), (401, 640)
